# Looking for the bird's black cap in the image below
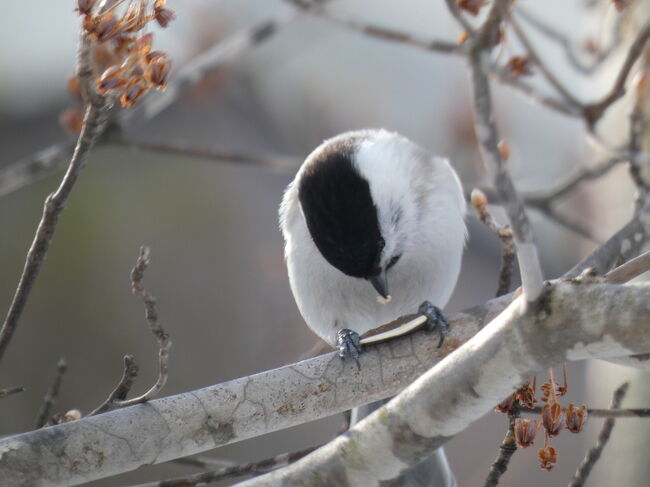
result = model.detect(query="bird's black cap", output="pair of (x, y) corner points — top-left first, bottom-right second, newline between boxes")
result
(298, 137), (384, 280)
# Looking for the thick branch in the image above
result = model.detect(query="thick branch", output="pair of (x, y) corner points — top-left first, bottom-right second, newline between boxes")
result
(237, 282), (650, 486)
(1, 282), (650, 486)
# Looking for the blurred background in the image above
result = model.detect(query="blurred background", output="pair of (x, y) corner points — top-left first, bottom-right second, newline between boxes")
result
(0, 0), (648, 485)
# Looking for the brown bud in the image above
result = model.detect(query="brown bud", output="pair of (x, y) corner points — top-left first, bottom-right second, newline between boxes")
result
(145, 54), (171, 89)
(542, 402), (564, 438)
(120, 77), (150, 108)
(612, 0), (631, 12)
(538, 445), (558, 471)
(76, 0), (96, 15)
(67, 75), (81, 98)
(498, 140), (510, 161)
(154, 6), (176, 28)
(470, 188), (488, 214)
(64, 409), (82, 421)
(59, 107), (84, 135)
(456, 0), (488, 16)
(514, 418), (538, 448)
(565, 404), (588, 433)
(96, 65), (127, 94)
(506, 56), (534, 76)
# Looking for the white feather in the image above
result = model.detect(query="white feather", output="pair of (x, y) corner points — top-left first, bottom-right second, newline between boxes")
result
(280, 130), (466, 346)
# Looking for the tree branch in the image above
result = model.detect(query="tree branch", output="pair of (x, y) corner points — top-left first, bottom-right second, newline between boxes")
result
(0, 36), (109, 366)
(235, 282), (650, 486)
(35, 358), (68, 428)
(467, 0), (545, 301)
(568, 382), (630, 487)
(1, 281), (649, 486)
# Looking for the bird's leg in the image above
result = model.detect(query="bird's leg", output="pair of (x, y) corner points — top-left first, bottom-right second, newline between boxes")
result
(418, 301), (448, 348)
(337, 328), (361, 367)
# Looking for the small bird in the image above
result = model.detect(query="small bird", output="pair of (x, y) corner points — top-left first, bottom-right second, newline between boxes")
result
(280, 129), (466, 358)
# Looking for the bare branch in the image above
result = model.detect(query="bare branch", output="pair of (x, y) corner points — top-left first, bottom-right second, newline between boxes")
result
(90, 355), (139, 416)
(35, 358), (68, 428)
(467, 0), (545, 301)
(583, 21), (650, 126)
(0, 386), (25, 400)
(127, 446), (318, 487)
(236, 282), (650, 487)
(515, 5), (624, 75)
(604, 250), (650, 283)
(484, 402), (520, 487)
(509, 16), (583, 109)
(285, 0), (461, 55)
(1, 281), (649, 486)
(0, 36), (109, 366)
(471, 189), (516, 297)
(91, 247), (171, 415)
(115, 139), (299, 171)
(568, 382), (630, 487)
(444, 0), (476, 36)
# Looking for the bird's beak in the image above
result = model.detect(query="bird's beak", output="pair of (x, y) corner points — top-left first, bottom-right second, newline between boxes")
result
(369, 273), (389, 300)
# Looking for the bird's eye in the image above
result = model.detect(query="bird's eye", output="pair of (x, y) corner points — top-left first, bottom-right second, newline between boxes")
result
(386, 254), (401, 270)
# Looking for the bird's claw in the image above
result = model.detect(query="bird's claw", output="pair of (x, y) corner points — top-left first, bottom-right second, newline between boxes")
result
(337, 328), (361, 368)
(418, 301), (448, 348)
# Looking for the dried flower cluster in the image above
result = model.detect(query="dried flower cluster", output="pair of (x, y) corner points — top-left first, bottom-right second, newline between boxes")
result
(495, 365), (588, 471)
(61, 0), (175, 134)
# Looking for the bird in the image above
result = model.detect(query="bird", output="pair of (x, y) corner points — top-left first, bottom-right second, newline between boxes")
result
(279, 129), (466, 359)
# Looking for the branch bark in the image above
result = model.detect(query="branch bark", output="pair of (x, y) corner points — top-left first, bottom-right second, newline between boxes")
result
(1, 282), (650, 486)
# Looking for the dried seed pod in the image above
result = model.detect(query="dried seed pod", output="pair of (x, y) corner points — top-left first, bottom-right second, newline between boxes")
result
(516, 380), (537, 409)
(76, 0), (96, 15)
(120, 77), (150, 108)
(514, 418), (538, 448)
(96, 65), (127, 94)
(538, 445), (558, 471)
(145, 54), (171, 89)
(121, 2), (148, 33)
(542, 402), (564, 438)
(565, 404), (588, 433)
(495, 393), (516, 414)
(154, 2), (176, 28)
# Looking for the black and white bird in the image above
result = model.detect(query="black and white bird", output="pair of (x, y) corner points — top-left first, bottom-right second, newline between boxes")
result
(280, 129), (466, 358)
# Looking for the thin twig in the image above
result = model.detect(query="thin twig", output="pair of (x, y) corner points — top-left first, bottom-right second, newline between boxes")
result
(509, 16), (583, 109)
(125, 445), (319, 487)
(583, 22), (650, 126)
(568, 382), (630, 487)
(0, 386), (25, 399)
(515, 5), (623, 75)
(115, 139), (299, 171)
(0, 36), (108, 366)
(173, 456), (237, 469)
(91, 247), (171, 415)
(604, 250), (650, 283)
(90, 355), (139, 416)
(466, 0), (545, 302)
(285, 0), (461, 55)
(35, 358), (68, 428)
(471, 189), (516, 297)
(444, 0), (476, 36)
(484, 402), (520, 486)
(523, 405), (650, 419)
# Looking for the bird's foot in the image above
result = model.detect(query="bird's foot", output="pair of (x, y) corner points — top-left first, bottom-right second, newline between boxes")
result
(337, 328), (361, 368)
(418, 301), (448, 348)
